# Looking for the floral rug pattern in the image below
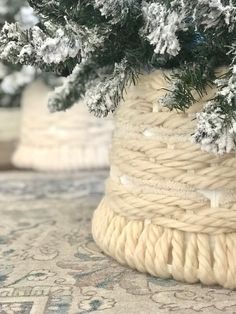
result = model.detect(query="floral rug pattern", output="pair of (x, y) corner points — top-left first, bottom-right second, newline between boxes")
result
(0, 170), (236, 314)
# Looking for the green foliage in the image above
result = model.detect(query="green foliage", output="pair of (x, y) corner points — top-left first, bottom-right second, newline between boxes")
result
(160, 61), (216, 111)
(0, 0), (235, 153)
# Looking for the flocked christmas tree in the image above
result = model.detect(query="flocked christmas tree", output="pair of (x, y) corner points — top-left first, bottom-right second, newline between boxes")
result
(0, 0), (38, 107)
(0, 0), (235, 154)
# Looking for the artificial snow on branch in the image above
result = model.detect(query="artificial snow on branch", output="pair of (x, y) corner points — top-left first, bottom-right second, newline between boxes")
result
(0, 0), (235, 153)
(193, 66), (236, 154)
(85, 58), (136, 117)
(0, 22), (80, 67)
(48, 60), (95, 112)
(193, 0), (236, 32)
(94, 0), (138, 22)
(0, 19), (109, 69)
(142, 1), (187, 57)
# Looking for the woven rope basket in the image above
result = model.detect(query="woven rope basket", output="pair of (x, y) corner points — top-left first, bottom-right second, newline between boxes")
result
(12, 80), (113, 171)
(92, 69), (236, 289)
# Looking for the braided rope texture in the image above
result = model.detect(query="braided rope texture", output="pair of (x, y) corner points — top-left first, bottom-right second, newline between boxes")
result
(92, 69), (236, 289)
(12, 80), (113, 171)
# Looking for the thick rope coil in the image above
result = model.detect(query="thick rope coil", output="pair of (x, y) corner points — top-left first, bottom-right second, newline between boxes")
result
(12, 80), (113, 171)
(92, 69), (236, 289)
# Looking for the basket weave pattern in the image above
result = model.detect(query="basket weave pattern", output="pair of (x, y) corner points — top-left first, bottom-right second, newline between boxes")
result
(92, 70), (236, 289)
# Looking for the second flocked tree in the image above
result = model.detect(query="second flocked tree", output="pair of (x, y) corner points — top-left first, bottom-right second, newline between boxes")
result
(0, 0), (38, 107)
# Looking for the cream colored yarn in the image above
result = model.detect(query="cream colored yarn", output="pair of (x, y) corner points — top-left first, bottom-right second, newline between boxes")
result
(12, 80), (113, 171)
(92, 69), (236, 289)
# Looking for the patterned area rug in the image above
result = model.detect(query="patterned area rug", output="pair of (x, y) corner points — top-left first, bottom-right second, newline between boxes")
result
(0, 170), (236, 314)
